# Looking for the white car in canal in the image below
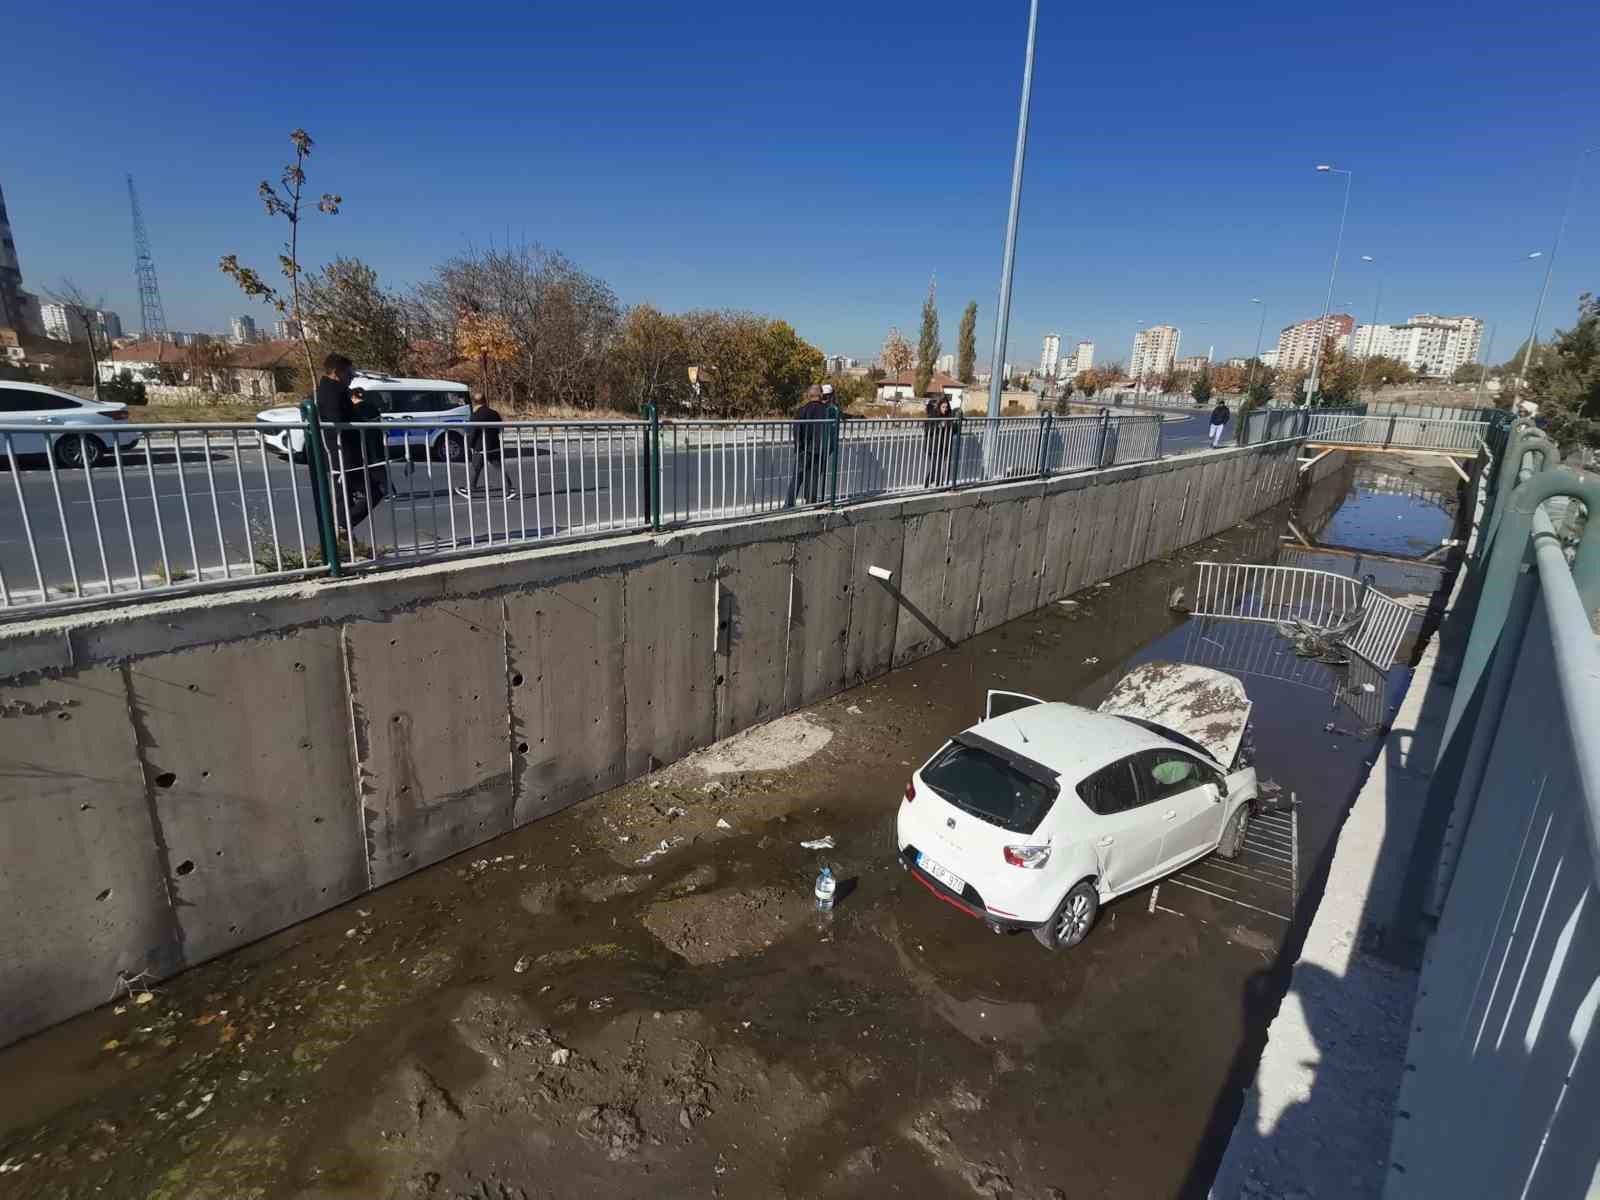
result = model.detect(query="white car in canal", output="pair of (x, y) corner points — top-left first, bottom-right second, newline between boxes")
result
(896, 662), (1259, 951)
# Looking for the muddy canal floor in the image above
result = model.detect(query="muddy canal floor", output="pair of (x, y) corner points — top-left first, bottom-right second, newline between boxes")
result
(0, 476), (1439, 1200)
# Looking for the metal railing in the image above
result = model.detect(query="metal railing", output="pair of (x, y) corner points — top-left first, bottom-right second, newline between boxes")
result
(1305, 411), (1492, 452)
(1237, 404), (1367, 447)
(1190, 558), (1417, 669)
(0, 404), (1262, 616)
(1387, 421), (1600, 1197)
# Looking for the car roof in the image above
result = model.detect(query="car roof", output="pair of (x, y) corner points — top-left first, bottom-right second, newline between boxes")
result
(960, 703), (1181, 783)
(0, 381), (106, 401)
(351, 372), (469, 392)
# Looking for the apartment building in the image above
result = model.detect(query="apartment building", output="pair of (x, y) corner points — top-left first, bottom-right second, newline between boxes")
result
(1129, 325), (1181, 379)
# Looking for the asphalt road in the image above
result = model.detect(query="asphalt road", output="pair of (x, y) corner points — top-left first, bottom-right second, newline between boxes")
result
(0, 414), (1219, 606)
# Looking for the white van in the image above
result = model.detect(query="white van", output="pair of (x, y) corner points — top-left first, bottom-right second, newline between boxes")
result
(256, 372), (472, 462)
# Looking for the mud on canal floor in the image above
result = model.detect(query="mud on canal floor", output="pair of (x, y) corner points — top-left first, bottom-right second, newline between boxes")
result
(0, 456), (1462, 1200)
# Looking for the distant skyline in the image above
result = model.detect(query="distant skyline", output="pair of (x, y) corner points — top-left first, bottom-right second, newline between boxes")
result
(6, 0), (1599, 370)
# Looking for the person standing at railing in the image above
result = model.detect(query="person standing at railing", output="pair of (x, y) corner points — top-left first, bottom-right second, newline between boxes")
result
(348, 385), (391, 518)
(1208, 400), (1231, 449)
(313, 352), (375, 529)
(455, 394), (518, 501)
(923, 393), (955, 484)
(786, 385), (830, 507)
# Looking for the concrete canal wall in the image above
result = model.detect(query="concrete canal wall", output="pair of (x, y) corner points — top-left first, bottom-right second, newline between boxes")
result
(0, 441), (1319, 1046)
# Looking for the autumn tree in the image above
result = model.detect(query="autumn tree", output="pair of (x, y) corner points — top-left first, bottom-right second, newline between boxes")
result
(881, 328), (912, 378)
(300, 257), (408, 373)
(1208, 365), (1245, 395)
(1073, 369), (1101, 397)
(1527, 292), (1600, 447)
(1191, 367), (1213, 405)
(914, 277), (941, 397)
(219, 128), (342, 389)
(456, 310), (519, 405)
(956, 301), (978, 383)
(613, 304), (691, 409)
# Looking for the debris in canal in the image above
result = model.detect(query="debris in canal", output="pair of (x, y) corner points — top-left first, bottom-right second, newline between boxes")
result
(799, 835), (835, 849)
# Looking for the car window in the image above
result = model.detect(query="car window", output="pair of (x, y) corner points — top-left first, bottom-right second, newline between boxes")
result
(921, 741), (1059, 835)
(0, 388), (69, 412)
(432, 392), (468, 412)
(1131, 749), (1210, 804)
(1076, 759), (1142, 816)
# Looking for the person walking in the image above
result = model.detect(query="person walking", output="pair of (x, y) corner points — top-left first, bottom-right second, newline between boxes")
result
(786, 386), (830, 508)
(348, 385), (391, 517)
(455, 393), (518, 500)
(312, 352), (375, 530)
(1208, 399), (1231, 449)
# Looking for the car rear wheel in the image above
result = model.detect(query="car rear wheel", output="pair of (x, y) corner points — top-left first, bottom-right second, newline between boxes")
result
(1033, 879), (1099, 951)
(54, 432), (106, 470)
(1218, 804), (1251, 860)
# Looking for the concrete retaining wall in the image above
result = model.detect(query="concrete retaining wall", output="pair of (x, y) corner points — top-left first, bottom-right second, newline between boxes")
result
(0, 441), (1306, 1047)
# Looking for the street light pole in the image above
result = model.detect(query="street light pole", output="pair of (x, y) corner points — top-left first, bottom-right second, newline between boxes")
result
(986, 0), (1040, 422)
(1305, 164), (1352, 406)
(1516, 146), (1597, 394)
(1475, 322), (1496, 408)
(1246, 299), (1266, 395)
(1353, 255), (1381, 399)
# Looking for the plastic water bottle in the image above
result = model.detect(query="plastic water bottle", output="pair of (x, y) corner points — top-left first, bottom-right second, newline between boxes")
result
(814, 866), (836, 912)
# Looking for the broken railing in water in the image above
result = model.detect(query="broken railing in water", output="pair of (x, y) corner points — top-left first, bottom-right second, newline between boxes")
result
(0, 405), (1177, 616)
(1188, 559), (1417, 670)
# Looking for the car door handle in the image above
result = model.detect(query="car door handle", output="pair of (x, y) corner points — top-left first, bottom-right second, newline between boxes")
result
(1096, 837), (1115, 848)
(1163, 810), (1178, 821)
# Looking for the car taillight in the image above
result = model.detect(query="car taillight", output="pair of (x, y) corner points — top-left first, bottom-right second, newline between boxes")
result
(109, 409), (129, 421)
(904, 779), (916, 802)
(1003, 844), (1051, 869)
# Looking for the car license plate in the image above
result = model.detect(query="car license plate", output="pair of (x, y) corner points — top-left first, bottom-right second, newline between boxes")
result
(918, 852), (966, 894)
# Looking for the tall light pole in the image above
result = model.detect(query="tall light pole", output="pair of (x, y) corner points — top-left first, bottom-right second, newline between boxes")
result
(1246, 298), (1266, 396)
(986, 0), (1040, 421)
(1516, 146), (1598, 394)
(1353, 255), (1382, 399)
(1305, 164), (1353, 406)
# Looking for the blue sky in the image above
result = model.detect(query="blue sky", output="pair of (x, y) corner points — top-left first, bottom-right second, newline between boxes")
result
(7, 0), (1599, 368)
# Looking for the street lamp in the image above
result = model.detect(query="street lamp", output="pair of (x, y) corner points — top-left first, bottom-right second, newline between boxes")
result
(985, 0), (1041, 423)
(1305, 164), (1353, 406)
(1353, 255), (1382, 399)
(1246, 299), (1266, 396)
(1516, 146), (1598, 393)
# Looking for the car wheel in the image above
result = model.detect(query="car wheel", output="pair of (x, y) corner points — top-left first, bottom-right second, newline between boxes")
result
(433, 432), (467, 463)
(55, 432), (106, 470)
(1033, 879), (1099, 951)
(1218, 804), (1251, 860)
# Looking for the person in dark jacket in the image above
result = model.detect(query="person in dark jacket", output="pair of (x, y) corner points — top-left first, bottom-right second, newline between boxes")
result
(455, 395), (518, 500)
(1208, 400), (1231, 449)
(312, 353), (374, 529)
(786, 386), (831, 507)
(923, 394), (955, 484)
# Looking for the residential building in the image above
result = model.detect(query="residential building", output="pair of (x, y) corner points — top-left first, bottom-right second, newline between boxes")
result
(1274, 313), (1354, 373)
(1129, 325), (1181, 380)
(936, 353), (955, 375)
(1040, 333), (1061, 379)
(1260, 349), (1279, 369)
(274, 318), (303, 340)
(0, 326), (23, 366)
(103, 338), (301, 397)
(1174, 355), (1210, 374)
(40, 302), (76, 342)
(1350, 314), (1484, 378)
(875, 371), (966, 409)
(1068, 340), (1094, 378)
(1224, 357), (1250, 369)
(230, 315), (259, 344)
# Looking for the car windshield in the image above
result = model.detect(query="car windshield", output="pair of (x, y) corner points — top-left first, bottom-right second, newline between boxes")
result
(920, 740), (1058, 834)
(1112, 714), (1223, 768)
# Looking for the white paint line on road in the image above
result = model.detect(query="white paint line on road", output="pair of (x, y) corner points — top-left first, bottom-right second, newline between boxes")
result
(1164, 878), (1290, 921)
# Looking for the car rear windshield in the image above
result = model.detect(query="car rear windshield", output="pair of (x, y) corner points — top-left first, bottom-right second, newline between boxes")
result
(920, 740), (1059, 834)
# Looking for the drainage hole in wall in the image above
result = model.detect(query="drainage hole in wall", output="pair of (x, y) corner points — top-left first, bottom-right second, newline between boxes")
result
(228, 924), (238, 934)
(80, 802), (94, 812)
(293, 662), (305, 672)
(313, 816), (324, 824)
(518, 742), (529, 754)
(175, 859), (195, 876)
(154, 771), (177, 788)
(96, 888), (112, 902)
(511, 673), (525, 687)
(200, 770), (210, 780)
(187, 684), (198, 692)
(56, 711), (71, 721)
(299, 740), (312, 750)
(402, 850), (413, 860)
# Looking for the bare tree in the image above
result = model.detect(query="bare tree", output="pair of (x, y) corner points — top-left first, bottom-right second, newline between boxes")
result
(49, 278), (108, 396)
(219, 128), (342, 390)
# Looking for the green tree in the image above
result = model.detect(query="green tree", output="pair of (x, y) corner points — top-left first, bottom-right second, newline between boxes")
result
(761, 319), (826, 411)
(1527, 292), (1600, 447)
(914, 277), (941, 397)
(613, 303), (690, 409)
(1191, 367), (1213, 405)
(956, 300), (978, 383)
(1246, 371), (1274, 409)
(300, 257), (408, 372)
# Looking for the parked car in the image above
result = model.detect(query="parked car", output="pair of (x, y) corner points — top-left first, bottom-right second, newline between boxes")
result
(896, 661), (1259, 951)
(255, 372), (471, 462)
(0, 382), (140, 468)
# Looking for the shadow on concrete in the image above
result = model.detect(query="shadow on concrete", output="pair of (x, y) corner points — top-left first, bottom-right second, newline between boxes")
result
(873, 578), (958, 651)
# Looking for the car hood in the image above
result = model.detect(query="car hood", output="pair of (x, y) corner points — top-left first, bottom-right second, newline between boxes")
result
(255, 404), (304, 424)
(1097, 661), (1252, 768)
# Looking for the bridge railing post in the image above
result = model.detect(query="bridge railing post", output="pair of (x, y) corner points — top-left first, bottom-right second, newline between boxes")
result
(1036, 412), (1054, 477)
(826, 403), (842, 508)
(640, 403), (660, 531)
(949, 415), (964, 488)
(300, 398), (343, 578)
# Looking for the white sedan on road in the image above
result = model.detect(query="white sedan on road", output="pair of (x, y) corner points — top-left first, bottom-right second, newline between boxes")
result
(896, 662), (1259, 951)
(0, 381), (140, 468)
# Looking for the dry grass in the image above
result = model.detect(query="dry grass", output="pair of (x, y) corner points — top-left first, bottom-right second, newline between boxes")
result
(127, 402), (281, 424)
